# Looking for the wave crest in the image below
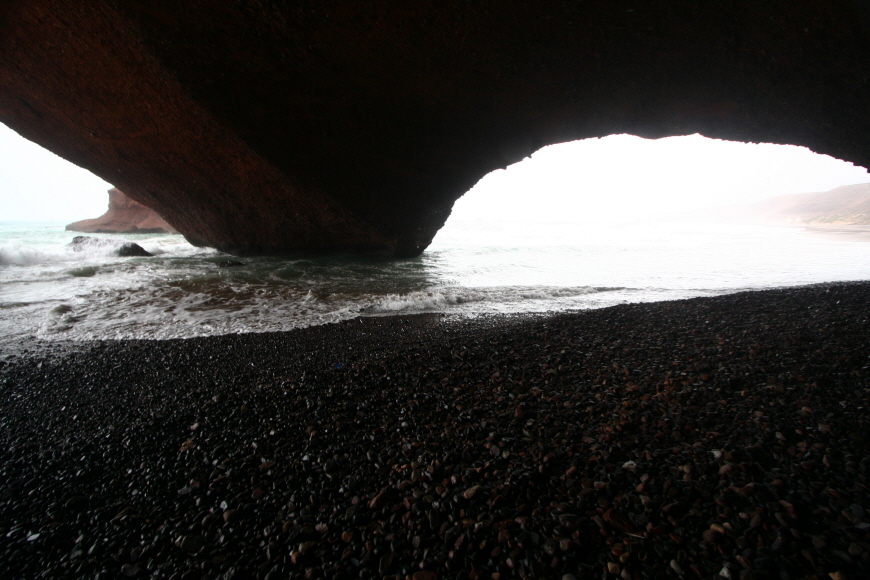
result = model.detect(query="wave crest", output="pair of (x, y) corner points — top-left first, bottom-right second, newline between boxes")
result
(364, 286), (612, 314)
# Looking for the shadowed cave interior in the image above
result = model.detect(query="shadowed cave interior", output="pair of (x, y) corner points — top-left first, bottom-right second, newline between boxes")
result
(1, 0), (869, 256)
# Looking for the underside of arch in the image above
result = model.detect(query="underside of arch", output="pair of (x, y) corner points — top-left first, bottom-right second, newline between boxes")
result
(1, 0), (868, 256)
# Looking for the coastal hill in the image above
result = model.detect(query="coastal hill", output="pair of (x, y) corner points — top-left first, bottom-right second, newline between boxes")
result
(677, 182), (870, 226)
(726, 183), (870, 225)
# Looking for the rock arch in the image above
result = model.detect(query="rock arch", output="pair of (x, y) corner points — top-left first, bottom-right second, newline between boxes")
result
(1, 0), (868, 256)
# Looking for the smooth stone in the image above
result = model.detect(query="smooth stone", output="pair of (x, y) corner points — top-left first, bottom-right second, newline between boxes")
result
(177, 535), (206, 553)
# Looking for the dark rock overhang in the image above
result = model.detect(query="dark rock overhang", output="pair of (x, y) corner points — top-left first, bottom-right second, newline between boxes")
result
(1, 1), (868, 256)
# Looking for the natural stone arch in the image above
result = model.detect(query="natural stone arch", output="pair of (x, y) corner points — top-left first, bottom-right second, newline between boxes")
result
(1, 0), (868, 256)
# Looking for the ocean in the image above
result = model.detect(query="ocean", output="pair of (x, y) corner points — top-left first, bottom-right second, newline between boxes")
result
(1, 219), (870, 347)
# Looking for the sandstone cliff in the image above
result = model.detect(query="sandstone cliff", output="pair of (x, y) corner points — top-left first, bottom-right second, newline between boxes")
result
(66, 188), (178, 234)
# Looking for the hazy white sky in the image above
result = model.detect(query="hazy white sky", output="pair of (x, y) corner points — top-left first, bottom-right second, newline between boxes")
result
(0, 123), (111, 222)
(452, 134), (870, 223)
(0, 122), (867, 223)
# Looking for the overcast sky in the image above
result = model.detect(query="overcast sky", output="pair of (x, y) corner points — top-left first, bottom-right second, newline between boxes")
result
(0, 123), (111, 222)
(1, 122), (868, 223)
(451, 134), (870, 223)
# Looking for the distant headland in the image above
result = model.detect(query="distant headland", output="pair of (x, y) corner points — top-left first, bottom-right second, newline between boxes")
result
(66, 188), (178, 235)
(727, 183), (870, 226)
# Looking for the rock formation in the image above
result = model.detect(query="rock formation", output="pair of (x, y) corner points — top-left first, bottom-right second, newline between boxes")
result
(1, 1), (870, 256)
(66, 188), (178, 235)
(68, 236), (152, 257)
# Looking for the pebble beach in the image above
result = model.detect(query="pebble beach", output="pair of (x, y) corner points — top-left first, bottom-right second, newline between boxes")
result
(1, 282), (869, 580)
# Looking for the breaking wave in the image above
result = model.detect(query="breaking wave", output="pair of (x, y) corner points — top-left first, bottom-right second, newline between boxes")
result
(3, 220), (870, 344)
(363, 286), (623, 314)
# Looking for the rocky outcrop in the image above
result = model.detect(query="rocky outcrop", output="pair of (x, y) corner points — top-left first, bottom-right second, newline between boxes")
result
(2, 1), (870, 256)
(68, 236), (152, 257)
(66, 188), (178, 234)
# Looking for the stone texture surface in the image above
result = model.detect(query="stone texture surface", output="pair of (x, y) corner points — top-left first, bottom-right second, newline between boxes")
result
(66, 188), (178, 235)
(1, 1), (869, 256)
(3, 283), (870, 578)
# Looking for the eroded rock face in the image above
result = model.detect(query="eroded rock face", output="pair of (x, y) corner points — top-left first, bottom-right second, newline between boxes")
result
(1, 1), (869, 256)
(66, 188), (178, 235)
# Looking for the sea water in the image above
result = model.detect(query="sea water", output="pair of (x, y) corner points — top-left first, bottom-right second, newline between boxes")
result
(1, 219), (870, 345)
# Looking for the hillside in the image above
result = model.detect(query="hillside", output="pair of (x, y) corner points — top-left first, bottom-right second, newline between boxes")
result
(722, 182), (870, 225)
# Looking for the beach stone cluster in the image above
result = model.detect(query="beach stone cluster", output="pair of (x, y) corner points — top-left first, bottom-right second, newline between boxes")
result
(1, 283), (869, 580)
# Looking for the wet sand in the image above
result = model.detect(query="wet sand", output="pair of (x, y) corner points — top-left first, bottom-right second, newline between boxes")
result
(1, 283), (870, 579)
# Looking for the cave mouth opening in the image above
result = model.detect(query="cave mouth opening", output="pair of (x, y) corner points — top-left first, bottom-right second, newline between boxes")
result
(2, 128), (870, 341)
(424, 133), (870, 299)
(441, 134), (870, 230)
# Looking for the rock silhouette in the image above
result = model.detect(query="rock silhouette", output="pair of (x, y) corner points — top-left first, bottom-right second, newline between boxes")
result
(68, 235), (152, 257)
(1, 1), (869, 255)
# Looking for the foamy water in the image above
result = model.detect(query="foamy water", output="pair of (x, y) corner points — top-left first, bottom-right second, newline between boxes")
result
(1, 219), (870, 344)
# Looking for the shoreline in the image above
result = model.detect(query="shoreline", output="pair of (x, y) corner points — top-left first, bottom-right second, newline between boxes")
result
(800, 224), (870, 242)
(2, 282), (870, 579)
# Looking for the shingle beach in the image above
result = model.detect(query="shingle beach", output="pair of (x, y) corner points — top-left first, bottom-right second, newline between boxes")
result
(2, 283), (869, 580)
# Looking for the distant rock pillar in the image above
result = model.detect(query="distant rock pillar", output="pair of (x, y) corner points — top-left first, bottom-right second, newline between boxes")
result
(66, 188), (179, 234)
